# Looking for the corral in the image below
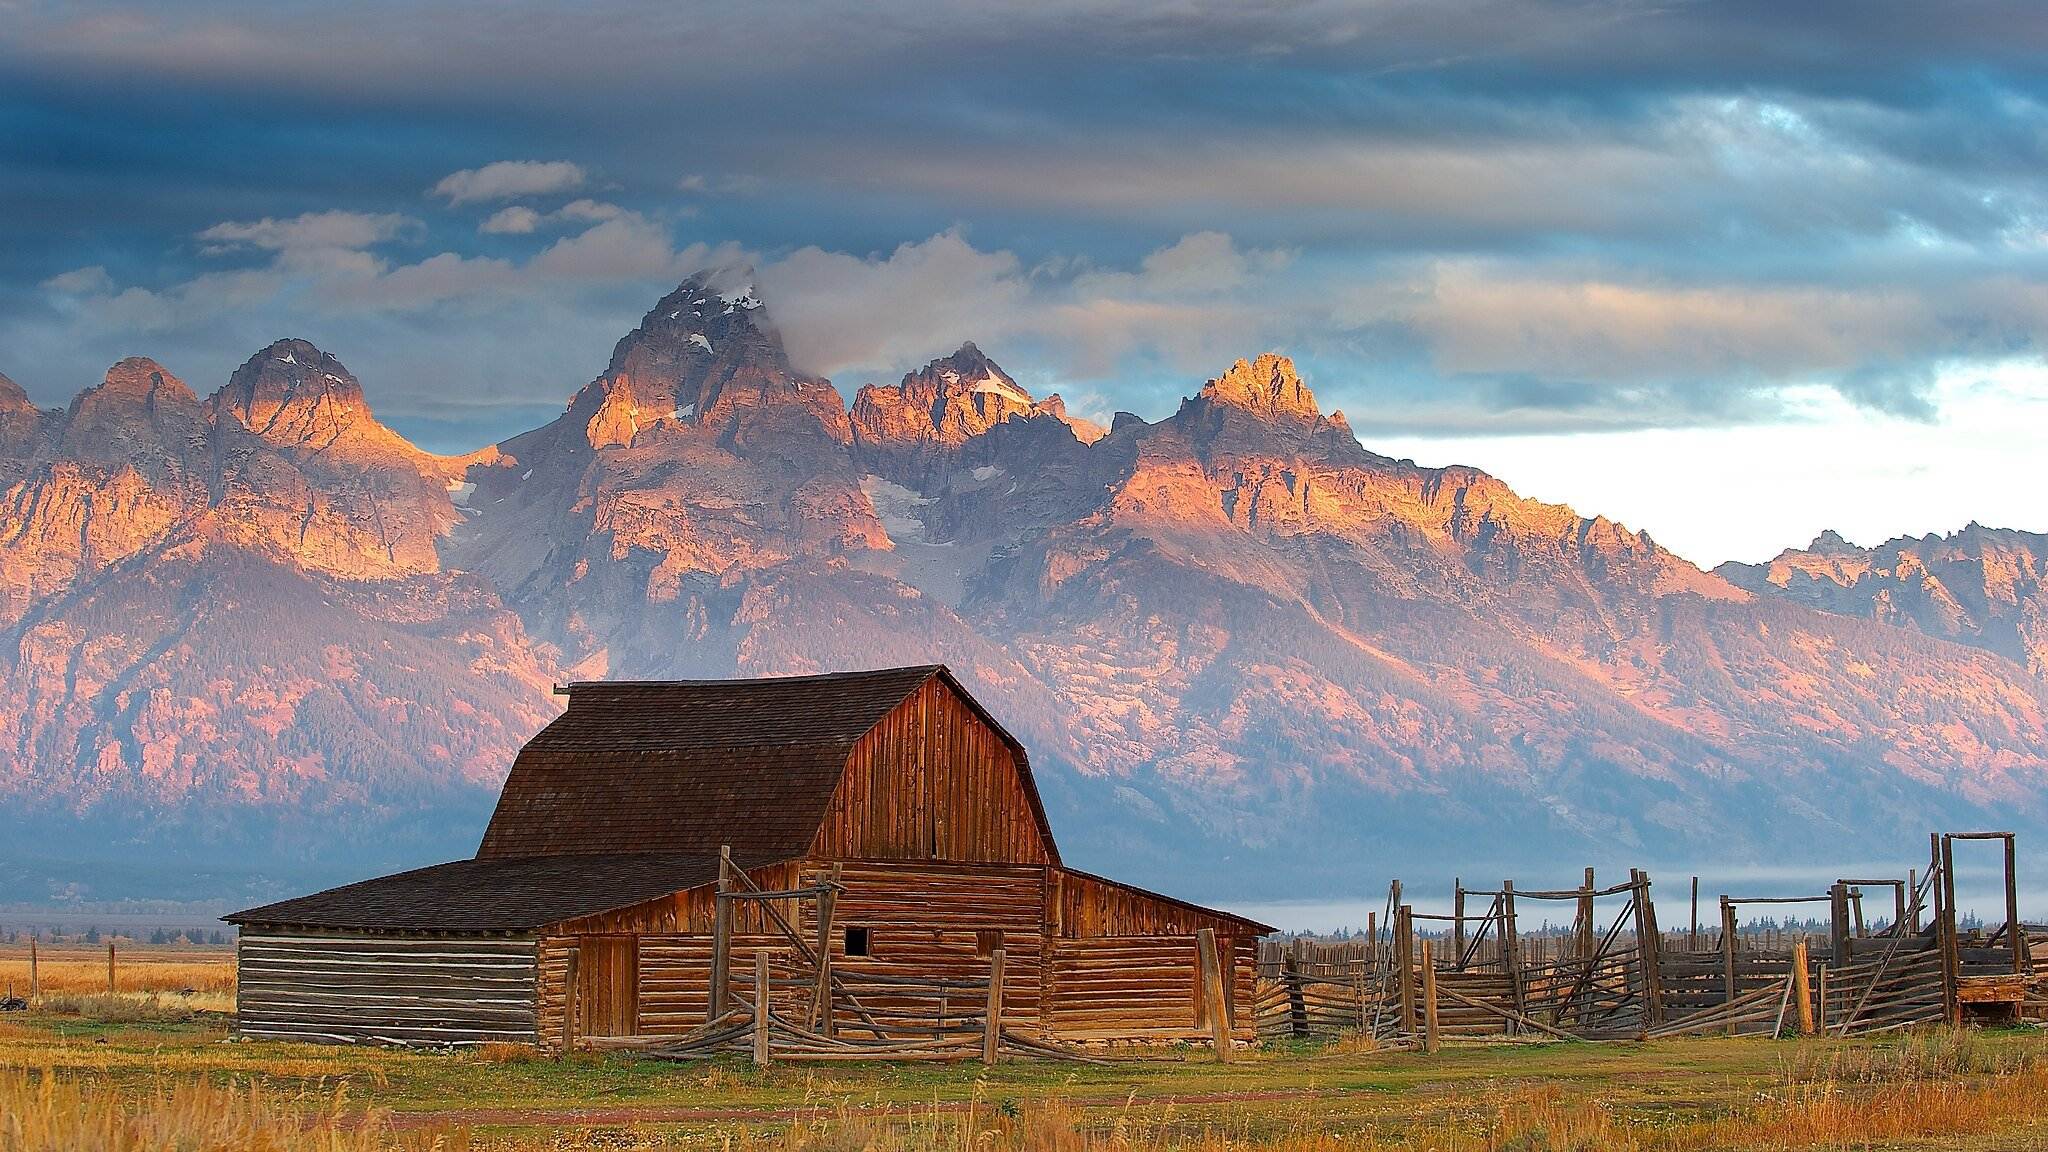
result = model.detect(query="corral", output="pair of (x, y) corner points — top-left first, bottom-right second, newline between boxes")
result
(224, 666), (1270, 1059)
(1256, 831), (2043, 1050)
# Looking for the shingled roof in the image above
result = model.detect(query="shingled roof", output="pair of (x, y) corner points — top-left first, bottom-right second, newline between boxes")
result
(475, 664), (1051, 860)
(225, 852), (775, 932)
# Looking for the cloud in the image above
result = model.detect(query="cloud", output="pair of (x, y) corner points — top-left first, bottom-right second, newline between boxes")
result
(41, 266), (115, 295)
(431, 160), (585, 204)
(478, 199), (623, 234)
(757, 229), (1300, 385)
(197, 211), (419, 253)
(479, 206), (541, 234)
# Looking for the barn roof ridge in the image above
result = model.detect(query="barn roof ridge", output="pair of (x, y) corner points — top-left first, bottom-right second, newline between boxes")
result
(559, 663), (948, 691)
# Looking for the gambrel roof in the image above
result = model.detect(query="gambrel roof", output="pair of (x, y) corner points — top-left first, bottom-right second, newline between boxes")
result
(475, 664), (1057, 861)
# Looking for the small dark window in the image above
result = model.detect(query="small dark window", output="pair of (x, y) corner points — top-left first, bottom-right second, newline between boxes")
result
(975, 929), (1004, 956)
(844, 926), (871, 957)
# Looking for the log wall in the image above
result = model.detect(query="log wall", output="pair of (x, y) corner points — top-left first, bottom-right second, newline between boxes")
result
(235, 933), (538, 1046)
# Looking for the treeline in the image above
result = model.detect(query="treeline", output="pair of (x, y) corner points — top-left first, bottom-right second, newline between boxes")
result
(0, 926), (229, 946)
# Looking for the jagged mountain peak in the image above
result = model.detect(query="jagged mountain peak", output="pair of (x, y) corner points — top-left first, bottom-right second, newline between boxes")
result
(0, 370), (30, 414)
(219, 339), (367, 408)
(1200, 353), (1320, 421)
(209, 339), (448, 475)
(88, 357), (199, 406)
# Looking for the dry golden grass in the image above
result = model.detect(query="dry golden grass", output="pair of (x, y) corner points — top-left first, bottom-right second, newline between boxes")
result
(0, 945), (233, 998)
(2, 1014), (2044, 1151)
(0, 1068), (461, 1152)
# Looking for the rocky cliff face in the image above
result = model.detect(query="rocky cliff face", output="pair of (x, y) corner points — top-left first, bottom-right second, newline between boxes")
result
(0, 348), (557, 883)
(1720, 526), (2048, 677)
(5, 275), (2048, 900)
(852, 342), (1104, 487)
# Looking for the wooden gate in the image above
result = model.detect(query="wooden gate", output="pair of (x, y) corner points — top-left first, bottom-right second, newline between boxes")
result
(578, 936), (639, 1037)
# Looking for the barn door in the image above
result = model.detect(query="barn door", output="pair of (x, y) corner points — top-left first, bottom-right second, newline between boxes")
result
(577, 936), (639, 1037)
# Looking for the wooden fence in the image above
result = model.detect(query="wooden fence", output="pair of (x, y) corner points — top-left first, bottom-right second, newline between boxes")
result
(1256, 830), (2040, 1050)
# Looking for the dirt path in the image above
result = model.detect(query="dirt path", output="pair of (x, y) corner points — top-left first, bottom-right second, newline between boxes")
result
(387, 1086), (1353, 1130)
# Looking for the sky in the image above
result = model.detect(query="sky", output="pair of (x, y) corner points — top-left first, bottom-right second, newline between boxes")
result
(3, 0), (2047, 566)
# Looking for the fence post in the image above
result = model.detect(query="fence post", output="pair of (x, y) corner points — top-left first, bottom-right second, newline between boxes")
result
(1940, 834), (1961, 1027)
(1420, 940), (1441, 1055)
(1453, 880), (1466, 964)
(983, 947), (1005, 1065)
(562, 948), (579, 1055)
(753, 950), (772, 1066)
(1634, 870), (1666, 1028)
(28, 937), (37, 1002)
(1791, 939), (1814, 1035)
(1395, 906), (1417, 1034)
(711, 846), (733, 1019)
(1283, 953), (1307, 1036)
(1690, 876), (1700, 950)
(1502, 882), (1526, 1020)
(1720, 897), (1739, 1036)
(1197, 928), (1233, 1062)
(107, 940), (116, 994)
(1828, 883), (1851, 966)
(2006, 834), (2026, 975)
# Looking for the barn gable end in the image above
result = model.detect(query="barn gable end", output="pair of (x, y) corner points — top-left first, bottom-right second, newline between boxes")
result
(813, 670), (1057, 864)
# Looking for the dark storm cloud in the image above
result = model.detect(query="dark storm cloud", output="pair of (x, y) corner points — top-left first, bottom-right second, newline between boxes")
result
(2, 0), (2046, 447)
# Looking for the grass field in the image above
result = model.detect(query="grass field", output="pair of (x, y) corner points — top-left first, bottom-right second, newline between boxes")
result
(4, 969), (2048, 1152)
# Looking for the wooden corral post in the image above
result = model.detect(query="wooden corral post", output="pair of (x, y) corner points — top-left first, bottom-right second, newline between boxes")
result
(812, 863), (840, 1033)
(1501, 881), (1526, 1018)
(1453, 880), (1466, 964)
(1828, 883), (1852, 966)
(1578, 868), (1596, 961)
(27, 938), (37, 1002)
(1894, 882), (1908, 936)
(1791, 939), (1814, 1036)
(2005, 833), (2026, 974)
(1283, 952), (1307, 1037)
(107, 940), (116, 994)
(1394, 905), (1416, 1034)
(711, 845), (733, 1019)
(1197, 928), (1233, 1062)
(753, 950), (771, 1066)
(1850, 887), (1866, 939)
(1817, 962), (1829, 1033)
(983, 947), (1005, 1065)
(1420, 940), (1441, 1055)
(561, 947), (579, 1054)
(1720, 897), (1740, 1036)
(1940, 834), (1961, 1026)
(1690, 876), (1700, 950)
(1908, 868), (1921, 933)
(1633, 870), (1666, 1026)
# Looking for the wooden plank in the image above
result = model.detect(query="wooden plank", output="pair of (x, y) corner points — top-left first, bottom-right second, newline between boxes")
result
(1197, 929), (1232, 1062)
(1420, 941), (1440, 1055)
(983, 948), (1005, 1065)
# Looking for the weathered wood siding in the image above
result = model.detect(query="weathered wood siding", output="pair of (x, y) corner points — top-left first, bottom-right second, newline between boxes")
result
(1052, 869), (1256, 938)
(539, 933), (798, 1047)
(815, 677), (1051, 864)
(235, 933), (537, 1046)
(1044, 935), (1256, 1041)
(551, 862), (805, 936)
(815, 860), (1048, 1030)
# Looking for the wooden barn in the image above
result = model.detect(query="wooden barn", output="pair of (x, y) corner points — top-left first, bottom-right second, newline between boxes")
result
(226, 666), (1272, 1054)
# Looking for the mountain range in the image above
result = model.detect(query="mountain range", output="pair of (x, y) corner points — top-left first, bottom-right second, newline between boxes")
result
(4, 272), (2046, 904)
